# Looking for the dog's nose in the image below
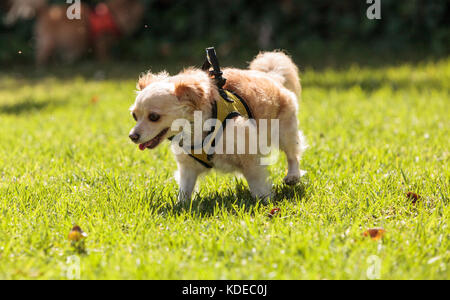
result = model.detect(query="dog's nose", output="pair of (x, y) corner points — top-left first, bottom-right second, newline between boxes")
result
(129, 133), (140, 142)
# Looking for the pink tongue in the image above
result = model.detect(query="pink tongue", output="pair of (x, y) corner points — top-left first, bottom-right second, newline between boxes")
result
(139, 143), (146, 151)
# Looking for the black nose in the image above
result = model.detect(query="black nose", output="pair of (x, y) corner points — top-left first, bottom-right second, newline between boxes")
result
(129, 133), (140, 142)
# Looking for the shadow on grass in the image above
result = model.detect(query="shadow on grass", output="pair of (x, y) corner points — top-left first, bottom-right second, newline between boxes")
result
(1, 48), (446, 82)
(162, 179), (307, 217)
(0, 60), (188, 83)
(0, 99), (64, 115)
(306, 77), (447, 93)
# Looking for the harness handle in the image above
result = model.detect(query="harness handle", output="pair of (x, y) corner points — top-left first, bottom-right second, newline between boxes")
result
(202, 47), (226, 89)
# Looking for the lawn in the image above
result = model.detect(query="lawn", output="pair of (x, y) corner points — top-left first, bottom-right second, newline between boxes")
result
(0, 58), (448, 279)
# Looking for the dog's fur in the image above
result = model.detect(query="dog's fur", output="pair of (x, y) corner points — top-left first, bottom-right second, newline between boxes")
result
(6, 0), (143, 64)
(129, 51), (307, 203)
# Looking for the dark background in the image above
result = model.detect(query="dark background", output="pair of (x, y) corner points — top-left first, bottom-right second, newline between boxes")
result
(0, 0), (448, 68)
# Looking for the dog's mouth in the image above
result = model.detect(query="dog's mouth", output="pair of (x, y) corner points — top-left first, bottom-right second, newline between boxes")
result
(138, 128), (169, 150)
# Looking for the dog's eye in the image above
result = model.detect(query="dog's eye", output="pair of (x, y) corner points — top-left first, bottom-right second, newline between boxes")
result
(148, 113), (160, 122)
(132, 113), (137, 121)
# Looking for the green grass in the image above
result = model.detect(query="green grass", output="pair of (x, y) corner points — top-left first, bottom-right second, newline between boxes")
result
(0, 58), (449, 280)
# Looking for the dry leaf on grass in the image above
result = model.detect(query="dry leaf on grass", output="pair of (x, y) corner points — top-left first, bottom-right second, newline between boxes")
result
(68, 225), (88, 242)
(406, 192), (421, 205)
(268, 208), (281, 218)
(90, 96), (99, 104)
(363, 228), (385, 240)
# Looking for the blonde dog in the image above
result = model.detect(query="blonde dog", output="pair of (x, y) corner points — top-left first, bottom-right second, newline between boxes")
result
(5, 0), (144, 64)
(129, 51), (307, 203)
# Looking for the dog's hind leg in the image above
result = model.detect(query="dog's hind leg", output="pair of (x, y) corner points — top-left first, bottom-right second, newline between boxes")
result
(279, 114), (307, 186)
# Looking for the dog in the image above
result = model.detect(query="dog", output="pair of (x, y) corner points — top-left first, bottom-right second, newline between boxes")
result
(129, 51), (307, 203)
(5, 0), (144, 64)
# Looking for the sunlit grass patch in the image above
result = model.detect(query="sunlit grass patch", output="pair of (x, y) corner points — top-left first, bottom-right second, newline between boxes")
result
(0, 59), (448, 279)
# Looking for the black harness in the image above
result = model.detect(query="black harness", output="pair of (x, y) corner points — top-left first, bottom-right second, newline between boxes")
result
(171, 47), (253, 168)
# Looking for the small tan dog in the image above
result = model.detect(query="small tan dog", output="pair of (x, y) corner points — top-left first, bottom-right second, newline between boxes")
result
(6, 0), (143, 64)
(129, 51), (307, 203)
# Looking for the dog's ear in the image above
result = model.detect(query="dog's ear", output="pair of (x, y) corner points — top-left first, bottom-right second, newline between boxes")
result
(137, 72), (153, 90)
(137, 71), (169, 90)
(174, 78), (205, 107)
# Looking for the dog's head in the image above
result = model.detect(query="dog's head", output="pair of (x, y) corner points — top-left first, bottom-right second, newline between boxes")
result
(129, 69), (212, 150)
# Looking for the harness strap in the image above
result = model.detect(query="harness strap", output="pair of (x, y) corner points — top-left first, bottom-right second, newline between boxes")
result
(168, 90), (252, 168)
(169, 47), (253, 168)
(203, 47), (227, 89)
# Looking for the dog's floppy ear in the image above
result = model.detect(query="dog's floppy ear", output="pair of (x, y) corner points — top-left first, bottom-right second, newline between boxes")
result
(174, 78), (205, 107)
(137, 71), (169, 90)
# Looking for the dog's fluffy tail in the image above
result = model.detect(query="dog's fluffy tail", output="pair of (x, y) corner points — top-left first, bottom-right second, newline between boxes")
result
(249, 51), (301, 95)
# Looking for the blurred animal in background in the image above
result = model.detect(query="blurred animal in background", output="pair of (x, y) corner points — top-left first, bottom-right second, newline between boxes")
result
(5, 0), (144, 65)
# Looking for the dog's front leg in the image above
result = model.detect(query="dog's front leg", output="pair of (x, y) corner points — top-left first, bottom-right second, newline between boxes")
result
(176, 162), (203, 203)
(178, 176), (197, 203)
(242, 165), (273, 203)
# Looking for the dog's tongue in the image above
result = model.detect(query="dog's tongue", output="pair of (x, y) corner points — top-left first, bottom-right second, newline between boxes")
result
(139, 140), (152, 151)
(138, 139), (157, 150)
(137, 128), (168, 151)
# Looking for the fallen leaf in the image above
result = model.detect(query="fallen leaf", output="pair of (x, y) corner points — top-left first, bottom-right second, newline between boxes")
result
(406, 192), (421, 205)
(68, 225), (88, 242)
(363, 228), (385, 240)
(268, 208), (281, 218)
(90, 96), (99, 104)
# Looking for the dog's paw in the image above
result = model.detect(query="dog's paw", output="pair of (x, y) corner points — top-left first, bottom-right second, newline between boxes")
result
(283, 174), (300, 186)
(257, 191), (274, 205)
